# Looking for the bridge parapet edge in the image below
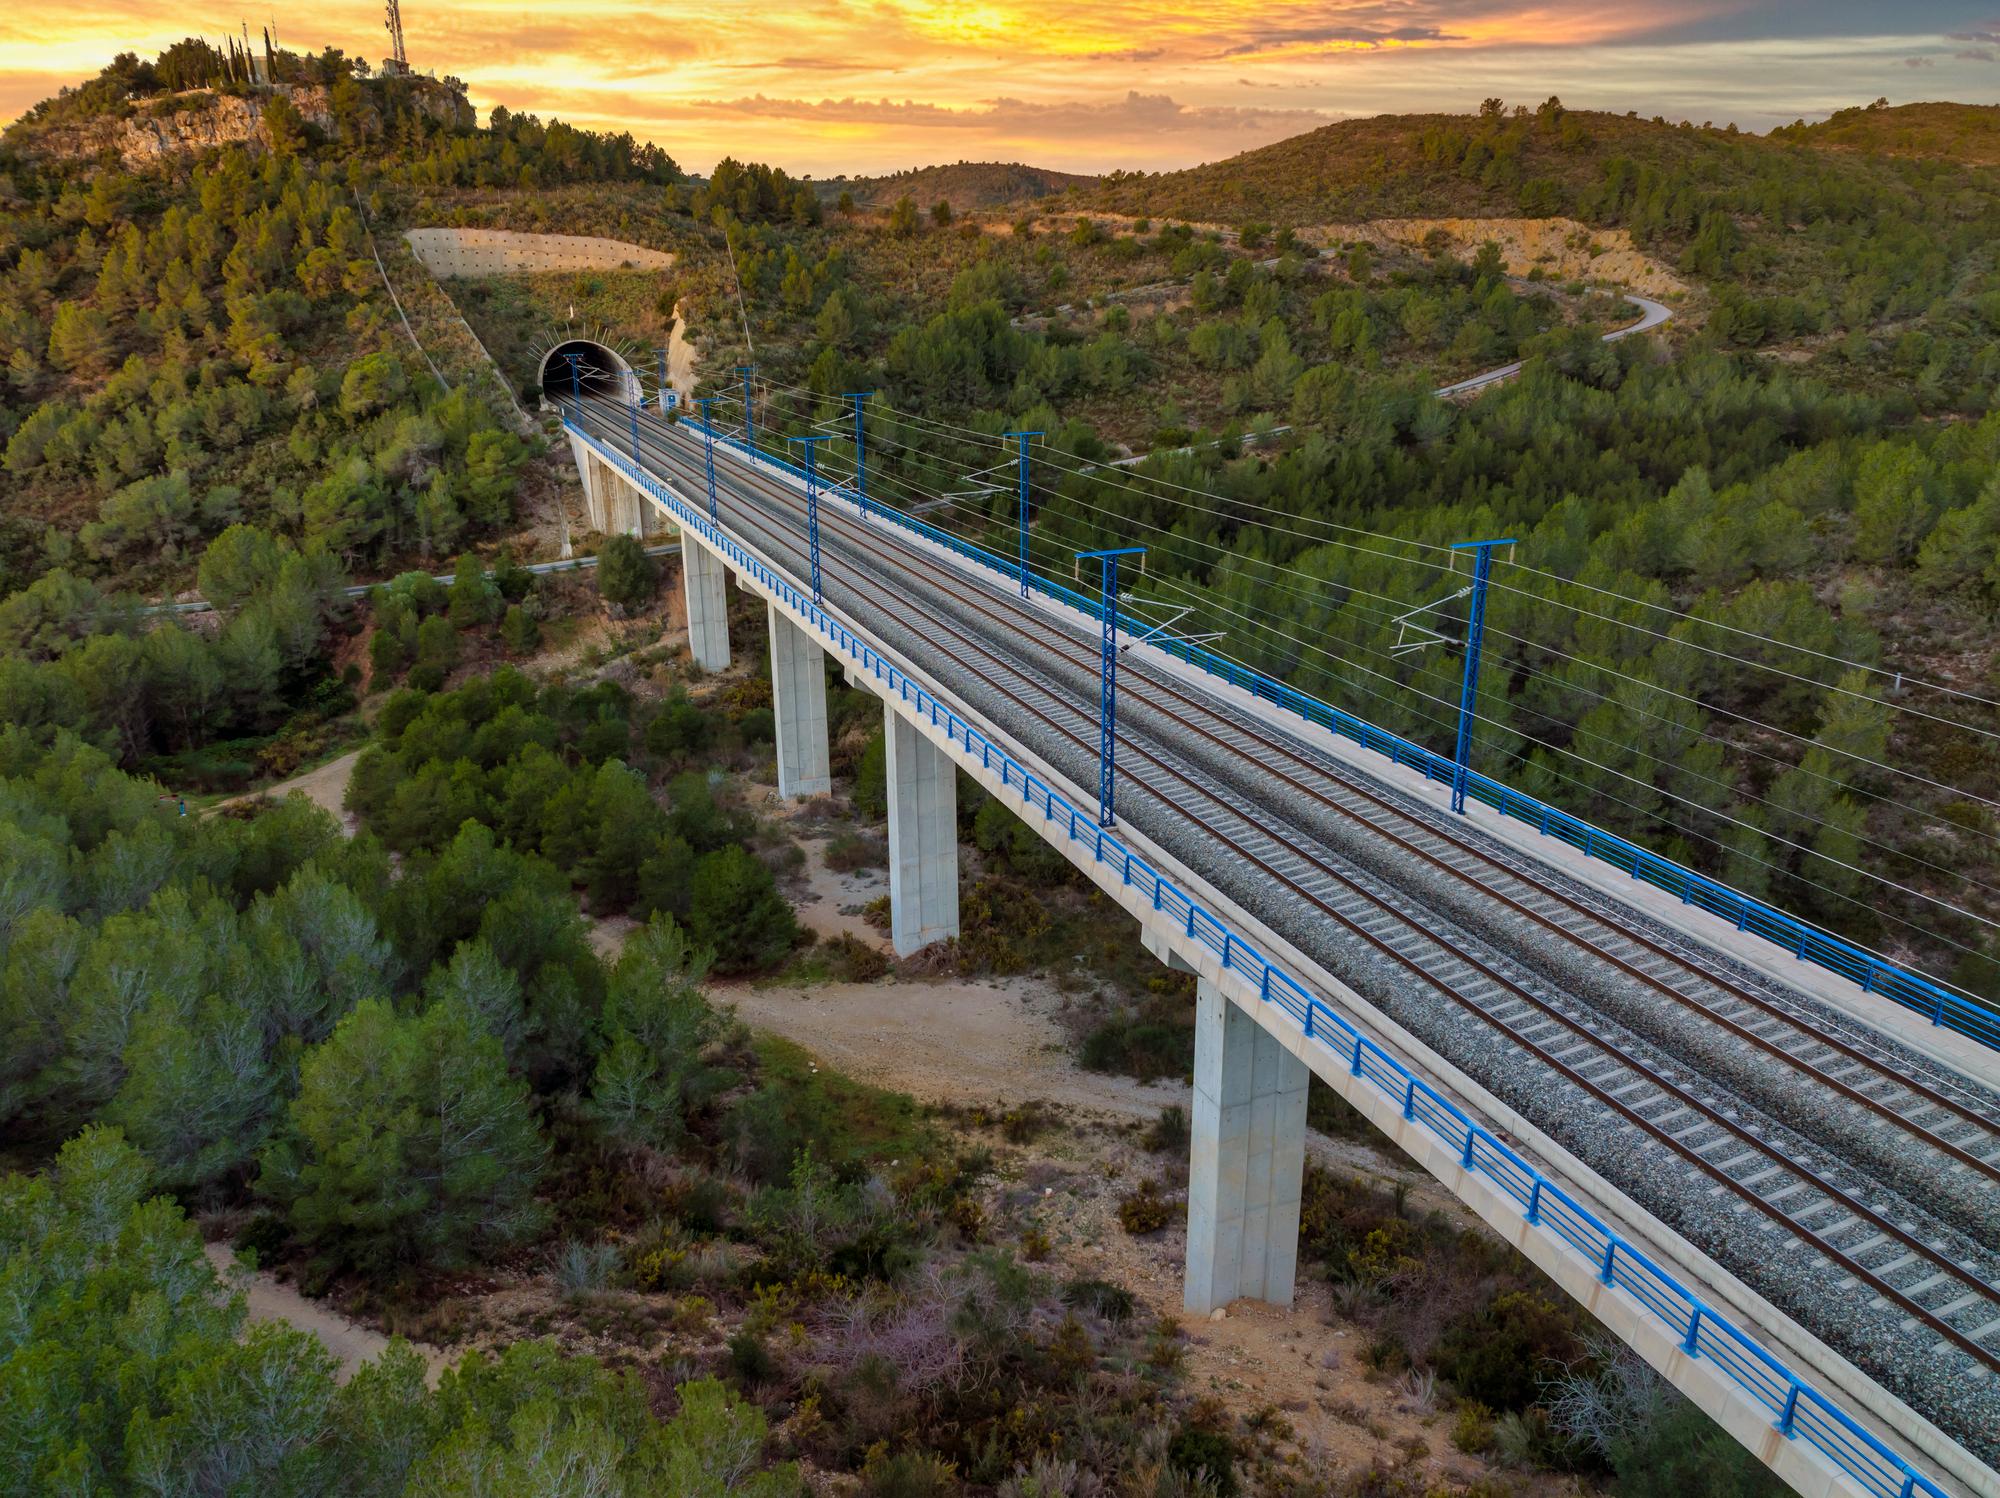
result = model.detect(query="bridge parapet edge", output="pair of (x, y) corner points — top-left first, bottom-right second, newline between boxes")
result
(567, 418), (1980, 1498)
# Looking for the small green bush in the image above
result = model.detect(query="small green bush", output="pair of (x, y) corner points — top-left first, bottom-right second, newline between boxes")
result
(1451, 1401), (1496, 1454)
(1437, 1289), (1582, 1412)
(1142, 1104), (1190, 1153)
(1116, 1179), (1173, 1235)
(1167, 1424), (1237, 1496)
(1062, 1276), (1136, 1323)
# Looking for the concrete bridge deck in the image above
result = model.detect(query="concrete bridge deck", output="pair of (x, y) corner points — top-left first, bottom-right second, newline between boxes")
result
(562, 396), (2000, 1498)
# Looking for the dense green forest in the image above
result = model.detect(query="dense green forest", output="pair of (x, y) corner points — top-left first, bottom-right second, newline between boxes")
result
(584, 100), (2000, 998)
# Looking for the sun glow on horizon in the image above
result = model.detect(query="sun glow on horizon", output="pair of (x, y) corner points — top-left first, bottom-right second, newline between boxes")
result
(2, 2), (1993, 175)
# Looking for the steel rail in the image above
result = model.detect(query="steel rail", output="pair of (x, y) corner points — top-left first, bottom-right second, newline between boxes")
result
(583, 399), (2000, 1372)
(616, 401), (2000, 1161)
(564, 408), (1969, 1498)
(612, 406), (2000, 1376)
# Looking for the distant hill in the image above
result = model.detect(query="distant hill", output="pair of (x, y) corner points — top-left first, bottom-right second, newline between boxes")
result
(1077, 99), (1999, 230)
(1080, 104), (1762, 225)
(822, 161), (1096, 213)
(1773, 100), (2000, 164)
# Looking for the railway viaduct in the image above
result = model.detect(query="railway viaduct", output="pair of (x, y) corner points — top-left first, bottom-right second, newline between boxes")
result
(551, 370), (2000, 1498)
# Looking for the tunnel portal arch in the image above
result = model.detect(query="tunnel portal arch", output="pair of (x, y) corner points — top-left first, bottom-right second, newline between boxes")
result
(538, 339), (639, 403)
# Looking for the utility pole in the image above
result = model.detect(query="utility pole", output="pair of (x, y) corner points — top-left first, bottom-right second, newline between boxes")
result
(1076, 546), (1146, 827)
(696, 397), (719, 521)
(1005, 431), (1043, 599)
(738, 365), (756, 452)
(844, 392), (874, 518)
(1449, 538), (1513, 816)
(656, 349), (670, 410)
(790, 435), (835, 608)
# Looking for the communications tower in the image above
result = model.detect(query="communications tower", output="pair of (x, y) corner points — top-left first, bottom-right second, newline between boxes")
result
(383, 0), (410, 75)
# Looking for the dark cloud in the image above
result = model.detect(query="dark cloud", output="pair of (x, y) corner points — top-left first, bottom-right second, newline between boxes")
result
(1634, 2), (1997, 45)
(1220, 24), (1458, 59)
(683, 88), (1330, 137)
(1905, 55), (1937, 66)
(1957, 46), (1999, 59)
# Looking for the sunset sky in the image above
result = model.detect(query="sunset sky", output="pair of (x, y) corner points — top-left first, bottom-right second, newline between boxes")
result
(5, 2), (1998, 175)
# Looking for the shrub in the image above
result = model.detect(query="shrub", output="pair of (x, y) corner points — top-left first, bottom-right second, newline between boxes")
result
(1062, 1277), (1136, 1323)
(645, 688), (711, 760)
(687, 844), (798, 972)
(1608, 1397), (1786, 1497)
(554, 1238), (622, 1299)
(1437, 1289), (1582, 1412)
(865, 1450), (959, 1498)
(1117, 1179), (1173, 1235)
(1451, 1401), (1496, 1454)
(501, 603), (539, 654)
(1143, 1104), (1190, 1153)
(1167, 1424), (1237, 1496)
(727, 1327), (779, 1386)
(825, 830), (887, 871)
(1078, 1005), (1190, 1082)
(596, 534), (657, 611)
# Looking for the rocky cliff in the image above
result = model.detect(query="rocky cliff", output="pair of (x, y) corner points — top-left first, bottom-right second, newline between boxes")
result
(19, 79), (474, 170)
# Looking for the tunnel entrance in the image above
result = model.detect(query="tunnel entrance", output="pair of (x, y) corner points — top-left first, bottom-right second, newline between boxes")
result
(539, 339), (636, 403)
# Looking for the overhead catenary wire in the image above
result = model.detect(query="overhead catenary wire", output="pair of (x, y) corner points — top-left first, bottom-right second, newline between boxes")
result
(611, 395), (2000, 979)
(789, 381), (2000, 745)
(1024, 473), (2000, 833)
(729, 390), (2000, 871)
(762, 397), (2000, 919)
(1494, 555), (2000, 714)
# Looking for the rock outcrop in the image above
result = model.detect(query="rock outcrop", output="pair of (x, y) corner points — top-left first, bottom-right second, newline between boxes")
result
(19, 79), (473, 170)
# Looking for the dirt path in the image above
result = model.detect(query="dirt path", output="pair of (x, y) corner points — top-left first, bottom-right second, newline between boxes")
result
(204, 1243), (447, 1384)
(728, 974), (1186, 1119)
(209, 748), (362, 830)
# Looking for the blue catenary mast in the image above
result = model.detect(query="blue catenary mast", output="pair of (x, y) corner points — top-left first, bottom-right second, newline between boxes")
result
(1006, 431), (1043, 599)
(695, 397), (719, 521)
(1076, 546), (1145, 826)
(1450, 538), (1513, 815)
(790, 435), (835, 607)
(845, 392), (874, 518)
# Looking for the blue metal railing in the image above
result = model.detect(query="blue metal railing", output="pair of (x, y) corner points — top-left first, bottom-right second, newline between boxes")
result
(570, 416), (1953, 1498)
(670, 411), (2000, 1058)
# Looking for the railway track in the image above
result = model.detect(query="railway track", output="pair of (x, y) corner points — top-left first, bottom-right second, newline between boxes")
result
(570, 400), (2000, 1449)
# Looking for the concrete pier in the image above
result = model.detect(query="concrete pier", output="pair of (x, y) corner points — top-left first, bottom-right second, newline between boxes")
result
(885, 705), (960, 955)
(769, 603), (830, 798)
(682, 537), (731, 671)
(567, 430), (608, 533)
(1185, 978), (1309, 1316)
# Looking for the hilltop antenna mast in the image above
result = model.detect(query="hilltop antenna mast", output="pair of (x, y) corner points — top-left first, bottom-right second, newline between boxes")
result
(384, 0), (410, 74)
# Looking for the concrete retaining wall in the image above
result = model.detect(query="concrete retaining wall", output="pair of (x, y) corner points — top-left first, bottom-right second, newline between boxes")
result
(403, 228), (675, 279)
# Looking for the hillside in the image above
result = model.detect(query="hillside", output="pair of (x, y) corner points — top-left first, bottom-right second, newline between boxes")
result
(826, 159), (1097, 212)
(1775, 99), (2000, 164)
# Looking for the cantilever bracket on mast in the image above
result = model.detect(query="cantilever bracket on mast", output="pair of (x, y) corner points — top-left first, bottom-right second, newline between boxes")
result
(1388, 585), (1473, 657)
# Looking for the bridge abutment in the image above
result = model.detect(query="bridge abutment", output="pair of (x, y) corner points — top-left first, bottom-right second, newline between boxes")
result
(885, 705), (960, 955)
(1185, 976), (1309, 1317)
(769, 603), (831, 798)
(681, 536), (731, 671)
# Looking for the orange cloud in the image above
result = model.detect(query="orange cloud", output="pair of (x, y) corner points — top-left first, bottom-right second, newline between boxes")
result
(4, 3), (1991, 173)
